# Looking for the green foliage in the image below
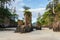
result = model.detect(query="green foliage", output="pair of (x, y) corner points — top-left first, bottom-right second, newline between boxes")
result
(46, 2), (53, 10)
(11, 13), (18, 21)
(0, 7), (12, 18)
(37, 11), (54, 26)
(0, 0), (15, 18)
(23, 6), (32, 17)
(0, 0), (18, 24)
(24, 10), (32, 17)
(37, 0), (60, 26)
(55, 4), (60, 12)
(41, 0), (59, 26)
(0, 19), (4, 23)
(0, 0), (14, 7)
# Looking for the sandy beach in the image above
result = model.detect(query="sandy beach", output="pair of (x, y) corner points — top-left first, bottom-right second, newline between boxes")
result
(0, 28), (60, 40)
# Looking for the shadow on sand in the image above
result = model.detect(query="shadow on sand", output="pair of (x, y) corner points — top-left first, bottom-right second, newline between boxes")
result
(0, 28), (16, 31)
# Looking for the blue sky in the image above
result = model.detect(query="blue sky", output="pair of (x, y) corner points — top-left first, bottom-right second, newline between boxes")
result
(10, 0), (51, 23)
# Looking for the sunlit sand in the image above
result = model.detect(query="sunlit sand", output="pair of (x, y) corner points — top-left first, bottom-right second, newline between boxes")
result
(0, 28), (60, 40)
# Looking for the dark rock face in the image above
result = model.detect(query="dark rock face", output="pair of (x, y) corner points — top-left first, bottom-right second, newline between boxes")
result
(49, 25), (53, 29)
(36, 26), (42, 30)
(15, 26), (21, 33)
(15, 25), (33, 33)
(53, 21), (60, 32)
(20, 26), (33, 33)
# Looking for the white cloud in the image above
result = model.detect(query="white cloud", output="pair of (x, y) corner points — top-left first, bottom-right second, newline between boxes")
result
(11, 0), (25, 8)
(13, 0), (46, 23)
(19, 8), (45, 12)
(18, 8), (46, 23)
(16, 0), (24, 5)
(19, 8), (24, 12)
(15, 0), (23, 3)
(18, 8), (46, 15)
(29, 8), (45, 13)
(10, 0), (47, 23)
